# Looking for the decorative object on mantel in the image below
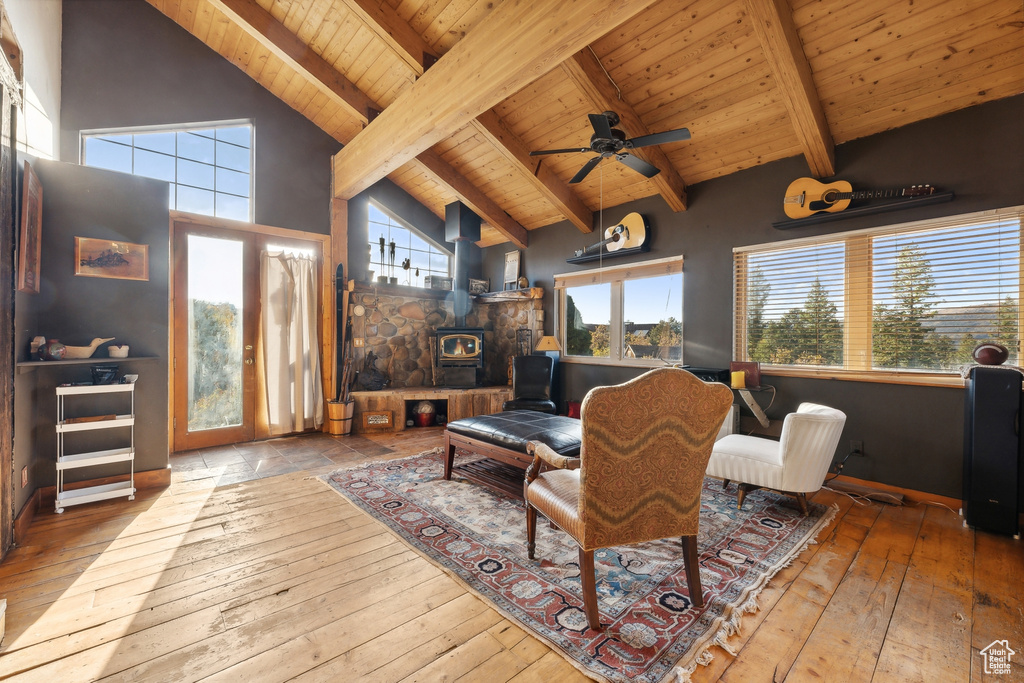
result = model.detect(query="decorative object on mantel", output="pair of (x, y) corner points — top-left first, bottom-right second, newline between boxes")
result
(568, 212), (649, 264)
(503, 250), (520, 290)
(108, 344), (129, 358)
(972, 342), (1009, 365)
(468, 277), (489, 295)
(40, 339), (66, 361)
(75, 237), (149, 281)
(320, 450), (834, 683)
(18, 161), (42, 294)
(62, 337), (115, 359)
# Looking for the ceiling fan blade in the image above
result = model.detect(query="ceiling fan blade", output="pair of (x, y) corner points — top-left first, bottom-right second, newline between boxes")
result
(588, 113), (614, 140)
(529, 147), (592, 156)
(570, 156), (604, 184)
(616, 153), (661, 178)
(626, 127), (691, 149)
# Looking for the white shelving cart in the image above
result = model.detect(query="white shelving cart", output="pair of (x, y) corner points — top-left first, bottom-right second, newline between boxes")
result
(55, 382), (136, 513)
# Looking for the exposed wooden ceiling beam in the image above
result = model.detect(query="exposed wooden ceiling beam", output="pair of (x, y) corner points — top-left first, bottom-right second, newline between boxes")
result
(339, 0), (437, 75)
(414, 150), (528, 249)
(561, 49), (689, 212)
(332, 0), (661, 200)
(338, 0), (590, 235)
(191, 0), (529, 245)
(471, 112), (594, 234)
(205, 0), (376, 123)
(745, 0), (835, 177)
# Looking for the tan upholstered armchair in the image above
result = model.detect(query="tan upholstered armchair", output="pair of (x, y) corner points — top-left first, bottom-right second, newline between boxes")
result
(524, 367), (734, 631)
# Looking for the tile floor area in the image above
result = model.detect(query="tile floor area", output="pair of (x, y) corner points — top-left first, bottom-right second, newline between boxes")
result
(170, 432), (400, 487)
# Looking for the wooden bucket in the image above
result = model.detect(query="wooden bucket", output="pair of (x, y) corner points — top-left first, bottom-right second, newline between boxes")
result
(327, 400), (354, 435)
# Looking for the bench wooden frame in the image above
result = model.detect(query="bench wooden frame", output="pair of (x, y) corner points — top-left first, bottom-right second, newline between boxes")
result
(443, 430), (536, 499)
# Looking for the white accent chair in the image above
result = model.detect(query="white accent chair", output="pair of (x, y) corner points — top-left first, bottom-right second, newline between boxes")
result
(706, 402), (846, 515)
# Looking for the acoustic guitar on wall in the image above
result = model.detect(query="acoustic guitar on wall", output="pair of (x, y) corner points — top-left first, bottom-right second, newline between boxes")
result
(783, 177), (936, 219)
(574, 212), (648, 258)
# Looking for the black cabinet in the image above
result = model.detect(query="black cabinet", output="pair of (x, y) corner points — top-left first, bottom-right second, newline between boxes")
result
(963, 367), (1022, 537)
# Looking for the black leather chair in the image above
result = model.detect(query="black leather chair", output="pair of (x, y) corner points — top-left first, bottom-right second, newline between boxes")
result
(502, 355), (556, 414)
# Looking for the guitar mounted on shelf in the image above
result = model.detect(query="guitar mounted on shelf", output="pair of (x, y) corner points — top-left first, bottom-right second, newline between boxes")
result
(570, 212), (649, 262)
(783, 177), (937, 219)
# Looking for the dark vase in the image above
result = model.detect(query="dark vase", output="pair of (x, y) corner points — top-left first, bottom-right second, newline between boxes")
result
(41, 339), (66, 361)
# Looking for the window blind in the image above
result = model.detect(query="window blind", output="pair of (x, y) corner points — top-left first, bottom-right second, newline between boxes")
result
(734, 206), (1024, 373)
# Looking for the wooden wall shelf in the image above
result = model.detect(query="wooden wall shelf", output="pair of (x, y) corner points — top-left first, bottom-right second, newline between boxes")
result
(16, 356), (160, 374)
(771, 192), (955, 229)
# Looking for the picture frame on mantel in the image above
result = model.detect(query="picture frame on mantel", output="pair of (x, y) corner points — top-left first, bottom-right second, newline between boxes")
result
(17, 161), (42, 294)
(74, 237), (150, 281)
(503, 250), (520, 290)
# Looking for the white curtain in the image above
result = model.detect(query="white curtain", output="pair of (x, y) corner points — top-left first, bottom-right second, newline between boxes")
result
(261, 250), (323, 435)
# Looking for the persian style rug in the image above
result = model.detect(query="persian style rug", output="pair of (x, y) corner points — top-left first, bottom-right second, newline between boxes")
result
(320, 449), (836, 683)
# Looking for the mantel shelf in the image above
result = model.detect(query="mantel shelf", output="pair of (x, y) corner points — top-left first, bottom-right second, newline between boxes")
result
(17, 356), (160, 373)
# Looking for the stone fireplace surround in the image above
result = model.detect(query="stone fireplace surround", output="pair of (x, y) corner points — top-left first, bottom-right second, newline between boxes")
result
(350, 283), (544, 388)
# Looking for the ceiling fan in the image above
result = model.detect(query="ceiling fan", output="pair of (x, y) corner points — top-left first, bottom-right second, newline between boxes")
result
(529, 111), (691, 184)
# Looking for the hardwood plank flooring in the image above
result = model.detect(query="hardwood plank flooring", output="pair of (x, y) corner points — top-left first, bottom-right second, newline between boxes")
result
(1, 428), (1021, 681)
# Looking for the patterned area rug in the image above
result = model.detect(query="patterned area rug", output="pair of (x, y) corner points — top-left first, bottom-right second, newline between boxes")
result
(320, 449), (835, 683)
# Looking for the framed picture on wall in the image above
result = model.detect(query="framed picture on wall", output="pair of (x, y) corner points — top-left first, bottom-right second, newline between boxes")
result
(503, 250), (520, 290)
(74, 237), (149, 281)
(17, 161), (42, 294)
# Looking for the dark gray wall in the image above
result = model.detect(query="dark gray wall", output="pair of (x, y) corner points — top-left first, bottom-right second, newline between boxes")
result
(11, 0), (345, 517)
(348, 178), (481, 282)
(483, 94), (1024, 499)
(14, 158), (170, 512)
(59, 0), (341, 234)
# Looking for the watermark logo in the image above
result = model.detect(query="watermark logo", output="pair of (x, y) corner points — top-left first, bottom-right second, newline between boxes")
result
(980, 640), (1016, 675)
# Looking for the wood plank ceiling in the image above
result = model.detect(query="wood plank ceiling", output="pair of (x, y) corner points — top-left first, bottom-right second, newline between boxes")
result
(146, 0), (1024, 247)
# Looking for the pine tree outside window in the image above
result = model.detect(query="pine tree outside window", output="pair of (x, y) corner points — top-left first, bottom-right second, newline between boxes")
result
(734, 207), (1024, 383)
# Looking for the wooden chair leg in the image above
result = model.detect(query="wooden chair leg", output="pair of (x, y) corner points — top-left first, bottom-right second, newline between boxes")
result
(721, 478), (730, 490)
(681, 535), (704, 608)
(526, 503), (537, 559)
(578, 548), (602, 631)
(796, 492), (809, 516)
(737, 483), (748, 510)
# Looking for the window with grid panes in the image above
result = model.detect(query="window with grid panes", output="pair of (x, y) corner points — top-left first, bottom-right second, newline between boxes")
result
(82, 121), (253, 221)
(367, 201), (450, 287)
(734, 207), (1024, 379)
(556, 256), (683, 365)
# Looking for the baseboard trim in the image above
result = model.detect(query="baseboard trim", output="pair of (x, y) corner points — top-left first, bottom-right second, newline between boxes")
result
(830, 474), (961, 511)
(14, 466), (171, 542)
(13, 488), (40, 546)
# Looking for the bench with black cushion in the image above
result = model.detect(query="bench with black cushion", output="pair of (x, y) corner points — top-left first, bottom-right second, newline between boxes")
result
(444, 410), (581, 498)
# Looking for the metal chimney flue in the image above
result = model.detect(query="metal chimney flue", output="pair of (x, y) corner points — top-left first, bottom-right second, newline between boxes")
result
(444, 201), (481, 327)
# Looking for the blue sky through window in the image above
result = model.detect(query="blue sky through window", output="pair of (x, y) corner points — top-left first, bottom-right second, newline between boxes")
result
(83, 123), (253, 221)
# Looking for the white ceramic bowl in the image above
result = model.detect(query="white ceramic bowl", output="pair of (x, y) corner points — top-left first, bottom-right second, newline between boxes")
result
(109, 345), (130, 358)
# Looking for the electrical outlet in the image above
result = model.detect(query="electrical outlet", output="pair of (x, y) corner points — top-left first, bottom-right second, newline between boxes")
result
(851, 440), (864, 456)
(353, 338), (365, 347)
(21, 466), (27, 488)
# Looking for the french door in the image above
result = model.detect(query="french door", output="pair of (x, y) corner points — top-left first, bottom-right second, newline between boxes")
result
(173, 225), (258, 450)
(171, 221), (325, 451)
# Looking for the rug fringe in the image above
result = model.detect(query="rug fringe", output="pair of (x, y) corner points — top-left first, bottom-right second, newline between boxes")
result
(661, 502), (839, 683)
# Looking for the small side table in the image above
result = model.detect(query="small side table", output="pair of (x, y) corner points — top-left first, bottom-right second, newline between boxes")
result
(733, 385), (775, 428)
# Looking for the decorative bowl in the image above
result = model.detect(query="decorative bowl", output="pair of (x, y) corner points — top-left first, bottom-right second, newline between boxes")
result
(109, 345), (130, 358)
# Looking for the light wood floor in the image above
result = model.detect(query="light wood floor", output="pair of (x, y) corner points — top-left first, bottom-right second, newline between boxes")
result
(1, 428), (1021, 682)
